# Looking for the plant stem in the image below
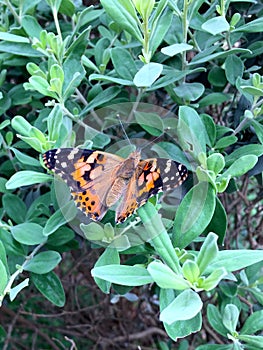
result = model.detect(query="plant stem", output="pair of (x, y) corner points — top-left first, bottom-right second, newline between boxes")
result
(181, 0), (190, 75)
(4, 0), (21, 25)
(53, 8), (62, 41)
(0, 242), (46, 306)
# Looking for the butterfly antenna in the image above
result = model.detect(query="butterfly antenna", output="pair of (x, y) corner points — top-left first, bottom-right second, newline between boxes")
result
(140, 132), (164, 151)
(116, 114), (132, 147)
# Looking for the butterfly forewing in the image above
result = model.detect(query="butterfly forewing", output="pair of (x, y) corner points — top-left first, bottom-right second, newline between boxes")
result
(43, 148), (125, 220)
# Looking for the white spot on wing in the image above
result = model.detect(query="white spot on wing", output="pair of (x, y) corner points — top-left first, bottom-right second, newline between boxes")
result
(67, 149), (79, 160)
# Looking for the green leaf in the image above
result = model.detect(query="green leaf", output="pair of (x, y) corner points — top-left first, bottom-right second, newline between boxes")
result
(238, 335), (263, 349)
(94, 248), (120, 294)
(91, 265), (153, 286)
(182, 260), (200, 284)
(134, 0), (155, 19)
(81, 86), (121, 114)
(240, 310), (263, 335)
(205, 250), (263, 274)
(24, 251), (61, 274)
(225, 144), (263, 167)
(0, 32), (30, 43)
(215, 135), (238, 149)
(43, 201), (77, 236)
(94, 37), (110, 68)
(208, 66), (227, 87)
(0, 178), (8, 193)
(173, 182), (216, 249)
(25, 76), (57, 98)
(147, 261), (191, 290)
(0, 120), (10, 130)
(66, 26), (91, 58)
(2, 193), (27, 224)
(207, 304), (228, 337)
(149, 6), (173, 54)
(82, 55), (100, 73)
(6, 171), (51, 189)
(199, 93), (230, 108)
(160, 289), (203, 324)
(0, 241), (8, 273)
(46, 0), (62, 11)
(173, 82), (205, 101)
(207, 153), (225, 175)
(195, 345), (233, 350)
(81, 222), (105, 241)
(220, 281), (238, 297)
(147, 68), (206, 91)
(31, 271), (65, 307)
(220, 155), (258, 178)
(225, 55), (244, 86)
(222, 304), (239, 333)
(73, 7), (103, 35)
(233, 17), (263, 33)
(134, 111), (164, 136)
(200, 114), (217, 147)
(0, 261), (8, 295)
(241, 86), (263, 97)
(200, 268), (228, 291)
(203, 197), (227, 245)
(110, 47), (137, 80)
(58, 0), (75, 16)
(100, 0), (143, 42)
(11, 148), (40, 167)
(177, 106), (207, 157)
(189, 48), (250, 66)
(138, 202), (181, 274)
(201, 16), (230, 35)
(21, 0), (42, 14)
(196, 232), (218, 275)
(160, 289), (202, 341)
(11, 116), (47, 150)
(161, 43), (193, 57)
(16, 135), (45, 153)
(0, 93), (11, 115)
(10, 223), (46, 245)
(11, 115), (33, 136)
(251, 120), (263, 144)
(62, 56), (86, 100)
(0, 228), (25, 256)
(133, 63), (163, 87)
(89, 74), (134, 86)
(46, 104), (63, 143)
(47, 227), (75, 247)
(21, 15), (43, 39)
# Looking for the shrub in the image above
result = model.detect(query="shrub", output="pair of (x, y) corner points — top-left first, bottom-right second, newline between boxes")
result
(0, 0), (263, 348)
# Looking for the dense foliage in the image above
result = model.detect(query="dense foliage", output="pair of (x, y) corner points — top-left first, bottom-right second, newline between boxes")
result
(0, 0), (263, 349)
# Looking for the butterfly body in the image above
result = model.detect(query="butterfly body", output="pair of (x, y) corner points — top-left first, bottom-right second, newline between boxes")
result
(103, 150), (140, 207)
(43, 148), (188, 223)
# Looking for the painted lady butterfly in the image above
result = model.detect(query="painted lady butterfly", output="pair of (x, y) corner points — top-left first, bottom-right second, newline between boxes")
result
(42, 148), (188, 224)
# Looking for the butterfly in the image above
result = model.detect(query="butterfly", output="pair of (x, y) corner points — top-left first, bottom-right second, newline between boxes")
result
(42, 148), (188, 224)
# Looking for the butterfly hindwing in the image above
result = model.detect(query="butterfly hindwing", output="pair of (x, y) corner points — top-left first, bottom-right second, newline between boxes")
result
(116, 158), (188, 223)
